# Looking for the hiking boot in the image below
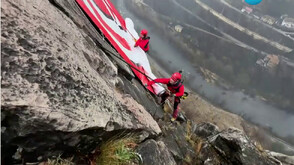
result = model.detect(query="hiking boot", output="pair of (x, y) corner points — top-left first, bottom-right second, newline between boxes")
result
(171, 117), (176, 122)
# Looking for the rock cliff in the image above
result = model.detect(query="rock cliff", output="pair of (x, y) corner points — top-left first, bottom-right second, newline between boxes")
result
(1, 0), (292, 164)
(1, 0), (160, 163)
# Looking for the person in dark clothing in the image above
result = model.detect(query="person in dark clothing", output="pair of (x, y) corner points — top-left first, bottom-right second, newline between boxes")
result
(134, 29), (150, 52)
(147, 72), (184, 121)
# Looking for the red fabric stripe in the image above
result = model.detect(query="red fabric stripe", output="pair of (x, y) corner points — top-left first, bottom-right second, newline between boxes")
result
(76, 0), (155, 94)
(93, 0), (126, 30)
(93, 0), (111, 17)
(87, 0), (130, 50)
(102, 0), (126, 30)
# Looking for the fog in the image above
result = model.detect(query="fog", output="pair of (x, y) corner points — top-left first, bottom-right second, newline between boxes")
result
(113, 0), (294, 145)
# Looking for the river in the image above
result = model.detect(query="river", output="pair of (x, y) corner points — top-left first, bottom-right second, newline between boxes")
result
(113, 0), (294, 141)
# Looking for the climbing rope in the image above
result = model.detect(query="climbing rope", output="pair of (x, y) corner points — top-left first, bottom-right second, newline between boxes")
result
(95, 40), (165, 87)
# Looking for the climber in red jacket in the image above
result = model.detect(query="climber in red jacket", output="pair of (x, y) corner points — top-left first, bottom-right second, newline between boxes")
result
(147, 72), (185, 122)
(134, 29), (150, 52)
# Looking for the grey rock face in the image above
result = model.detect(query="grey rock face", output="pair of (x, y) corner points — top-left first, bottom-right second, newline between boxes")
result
(118, 75), (165, 120)
(267, 151), (294, 165)
(1, 0), (160, 163)
(51, 0), (135, 81)
(194, 122), (220, 138)
(159, 121), (196, 164)
(1, 0), (289, 165)
(198, 128), (277, 165)
(137, 139), (176, 165)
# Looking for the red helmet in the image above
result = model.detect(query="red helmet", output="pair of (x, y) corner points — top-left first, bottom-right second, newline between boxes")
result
(141, 29), (148, 36)
(171, 72), (182, 81)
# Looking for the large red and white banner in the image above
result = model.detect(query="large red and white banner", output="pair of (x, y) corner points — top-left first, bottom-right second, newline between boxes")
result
(76, 0), (165, 95)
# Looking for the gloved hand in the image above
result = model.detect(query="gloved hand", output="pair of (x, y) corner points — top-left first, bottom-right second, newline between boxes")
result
(170, 93), (175, 97)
